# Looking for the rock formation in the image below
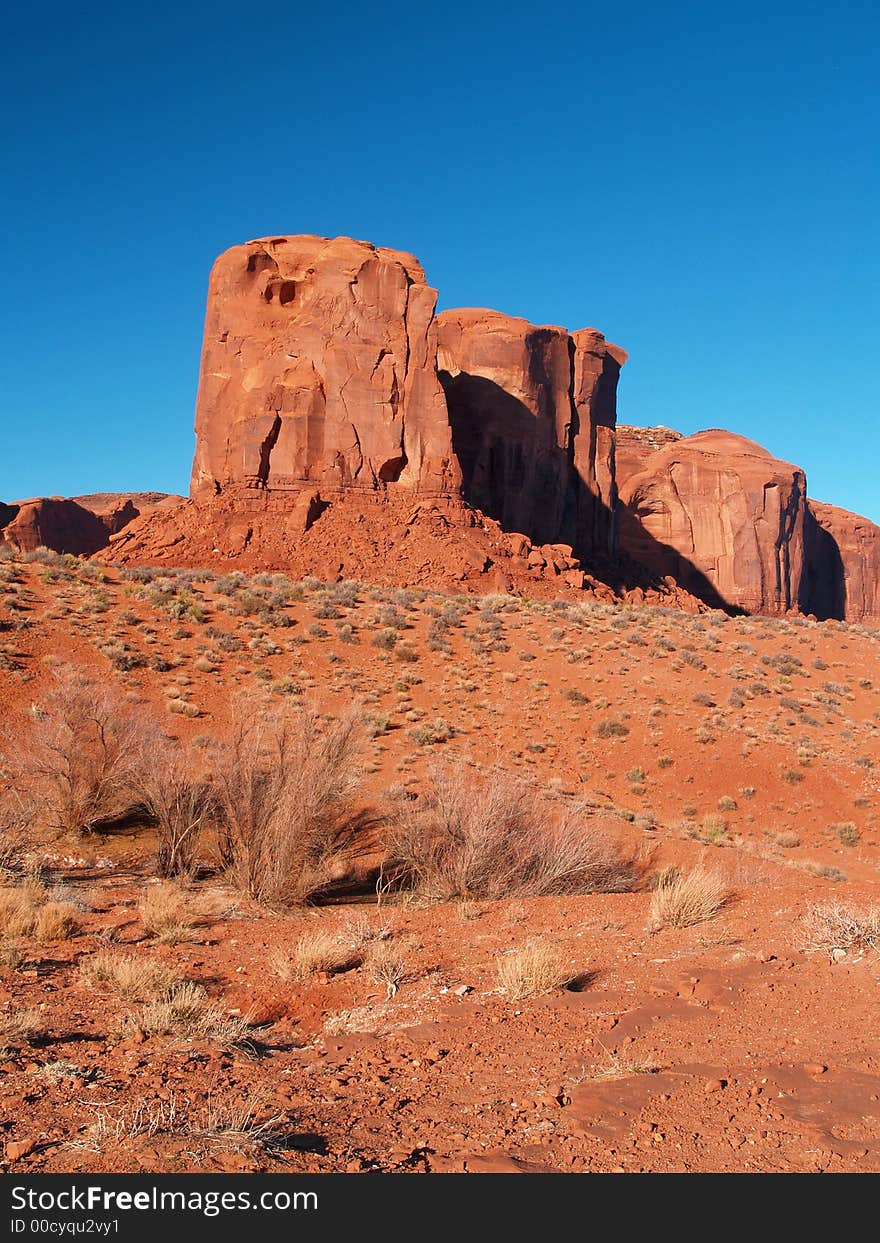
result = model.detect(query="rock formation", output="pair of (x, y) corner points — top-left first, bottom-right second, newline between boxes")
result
(0, 494), (181, 556)
(436, 309), (626, 561)
(15, 229), (867, 624)
(804, 501), (880, 622)
(617, 427), (880, 622)
(189, 235), (461, 500)
(615, 425), (683, 483)
(617, 430), (809, 615)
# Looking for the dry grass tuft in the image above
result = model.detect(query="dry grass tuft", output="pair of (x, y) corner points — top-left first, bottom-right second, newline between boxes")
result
(590, 1052), (661, 1080)
(79, 951), (179, 999)
(386, 761), (643, 902)
(648, 866), (728, 931)
(342, 913), (395, 948)
(125, 981), (252, 1049)
(191, 1091), (285, 1151)
(270, 930), (355, 982)
(0, 885), (42, 938)
(139, 882), (223, 944)
(83, 1089), (284, 1154)
(496, 938), (571, 1000)
(801, 902), (880, 958)
(34, 900), (80, 942)
(0, 1007), (42, 1052)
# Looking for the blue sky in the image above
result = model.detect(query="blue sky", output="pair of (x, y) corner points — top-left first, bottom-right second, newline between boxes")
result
(2, 1), (878, 521)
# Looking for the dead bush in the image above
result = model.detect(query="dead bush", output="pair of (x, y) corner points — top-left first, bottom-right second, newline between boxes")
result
(801, 902), (880, 958)
(0, 797), (32, 874)
(213, 700), (366, 906)
(366, 939), (408, 998)
(133, 734), (215, 877)
(385, 762), (643, 902)
(648, 866), (728, 930)
(6, 666), (146, 835)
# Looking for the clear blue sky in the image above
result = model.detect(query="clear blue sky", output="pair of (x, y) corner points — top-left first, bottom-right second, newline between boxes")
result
(2, 1), (878, 521)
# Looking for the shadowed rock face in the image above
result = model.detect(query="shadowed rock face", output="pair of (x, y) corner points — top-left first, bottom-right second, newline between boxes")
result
(804, 501), (880, 622)
(436, 309), (626, 560)
(617, 430), (809, 615)
(190, 235), (461, 500)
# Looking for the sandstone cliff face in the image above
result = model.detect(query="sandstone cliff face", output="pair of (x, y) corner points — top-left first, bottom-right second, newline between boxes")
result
(618, 430), (809, 615)
(436, 310), (626, 561)
(190, 235), (461, 500)
(616, 425), (683, 484)
(804, 501), (880, 622)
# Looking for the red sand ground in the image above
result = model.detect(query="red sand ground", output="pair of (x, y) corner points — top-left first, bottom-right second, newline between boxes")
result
(0, 554), (878, 1172)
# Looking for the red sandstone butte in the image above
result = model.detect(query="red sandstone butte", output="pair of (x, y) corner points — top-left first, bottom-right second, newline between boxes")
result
(189, 235), (461, 500)
(436, 309), (626, 561)
(617, 429), (809, 615)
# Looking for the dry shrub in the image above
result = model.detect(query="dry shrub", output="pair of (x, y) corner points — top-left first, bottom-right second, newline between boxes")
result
(385, 762), (643, 902)
(366, 940), (408, 998)
(0, 1007), (42, 1051)
(801, 902), (880, 958)
(6, 666), (146, 835)
(139, 882), (222, 944)
(191, 1090), (284, 1151)
(270, 930), (355, 982)
(0, 797), (32, 874)
(34, 900), (80, 942)
(85, 1089), (283, 1153)
(648, 866), (728, 930)
(342, 913), (394, 948)
(133, 734), (215, 878)
(496, 939), (571, 999)
(125, 981), (251, 1049)
(213, 700), (366, 906)
(79, 950), (179, 999)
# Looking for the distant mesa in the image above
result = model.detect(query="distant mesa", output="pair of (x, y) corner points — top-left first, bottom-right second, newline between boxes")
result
(0, 493), (182, 557)
(616, 426), (880, 622)
(5, 232), (878, 622)
(617, 428), (810, 616)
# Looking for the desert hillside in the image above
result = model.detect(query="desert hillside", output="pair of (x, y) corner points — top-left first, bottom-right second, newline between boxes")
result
(1, 549), (878, 1172)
